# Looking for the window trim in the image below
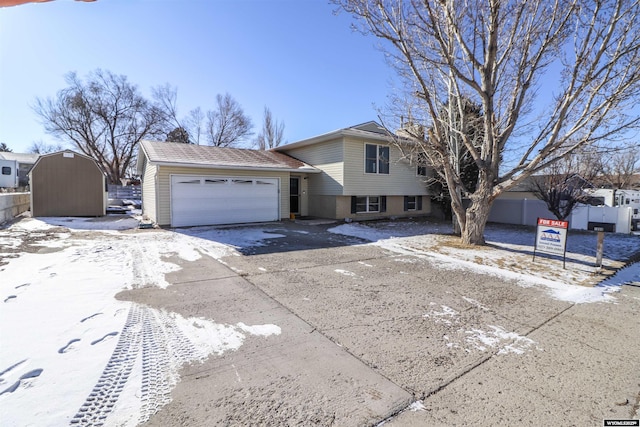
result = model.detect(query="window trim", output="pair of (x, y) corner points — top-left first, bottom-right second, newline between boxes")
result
(351, 195), (387, 214)
(355, 196), (379, 213)
(364, 144), (390, 175)
(404, 195), (423, 212)
(406, 196), (417, 211)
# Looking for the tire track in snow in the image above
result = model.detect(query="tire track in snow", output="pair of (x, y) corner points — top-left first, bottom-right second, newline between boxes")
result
(71, 304), (143, 426)
(71, 304), (203, 426)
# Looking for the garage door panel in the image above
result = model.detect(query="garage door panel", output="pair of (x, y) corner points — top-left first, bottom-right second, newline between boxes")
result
(170, 175), (279, 227)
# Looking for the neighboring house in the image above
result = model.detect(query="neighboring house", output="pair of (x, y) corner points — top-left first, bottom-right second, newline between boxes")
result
(495, 174), (595, 202)
(30, 150), (107, 217)
(0, 152), (39, 188)
(137, 121), (432, 227)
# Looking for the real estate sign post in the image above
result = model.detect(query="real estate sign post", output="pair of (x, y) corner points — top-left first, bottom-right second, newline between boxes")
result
(533, 218), (569, 269)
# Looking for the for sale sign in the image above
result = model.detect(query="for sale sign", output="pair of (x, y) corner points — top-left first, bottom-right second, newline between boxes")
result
(533, 218), (569, 268)
(535, 218), (569, 256)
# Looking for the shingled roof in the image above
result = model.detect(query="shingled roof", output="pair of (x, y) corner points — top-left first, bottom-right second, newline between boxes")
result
(138, 140), (319, 173)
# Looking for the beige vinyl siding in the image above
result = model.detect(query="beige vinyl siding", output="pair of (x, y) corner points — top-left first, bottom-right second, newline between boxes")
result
(342, 138), (429, 196)
(308, 195), (337, 218)
(282, 139), (344, 195)
(155, 166), (289, 226)
(141, 159), (158, 223)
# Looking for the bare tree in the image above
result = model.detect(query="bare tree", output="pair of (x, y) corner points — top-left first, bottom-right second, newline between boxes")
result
(255, 106), (285, 150)
(528, 149), (600, 220)
(336, 0), (640, 245)
(204, 93), (253, 147)
(597, 147), (640, 189)
(152, 84), (183, 136)
(28, 140), (65, 154)
(398, 97), (484, 232)
(33, 69), (167, 183)
(185, 107), (205, 145)
(0, 142), (12, 152)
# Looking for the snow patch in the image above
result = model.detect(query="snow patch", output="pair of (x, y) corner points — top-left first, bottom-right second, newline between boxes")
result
(335, 269), (358, 277)
(423, 305), (458, 325)
(465, 325), (538, 355)
(408, 400), (427, 411)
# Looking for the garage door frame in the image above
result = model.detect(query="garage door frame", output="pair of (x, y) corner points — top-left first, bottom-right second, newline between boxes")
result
(169, 174), (281, 227)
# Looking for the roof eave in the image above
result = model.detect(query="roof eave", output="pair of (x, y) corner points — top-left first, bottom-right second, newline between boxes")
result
(276, 128), (391, 152)
(136, 144), (148, 176)
(149, 161), (321, 173)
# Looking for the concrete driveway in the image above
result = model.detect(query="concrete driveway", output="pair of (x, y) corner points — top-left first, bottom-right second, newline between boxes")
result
(128, 220), (640, 426)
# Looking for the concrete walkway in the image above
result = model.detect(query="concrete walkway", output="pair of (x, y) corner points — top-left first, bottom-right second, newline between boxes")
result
(120, 222), (640, 426)
(119, 254), (412, 426)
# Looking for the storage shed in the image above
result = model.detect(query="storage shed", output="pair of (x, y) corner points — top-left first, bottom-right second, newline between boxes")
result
(30, 150), (107, 217)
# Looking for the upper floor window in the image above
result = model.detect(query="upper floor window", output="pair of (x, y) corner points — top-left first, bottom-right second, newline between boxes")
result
(365, 144), (389, 174)
(416, 153), (428, 176)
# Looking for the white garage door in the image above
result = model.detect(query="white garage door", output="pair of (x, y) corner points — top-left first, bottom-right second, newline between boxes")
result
(171, 175), (279, 227)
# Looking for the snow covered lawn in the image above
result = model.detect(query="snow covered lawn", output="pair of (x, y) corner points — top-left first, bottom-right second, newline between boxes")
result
(0, 217), (282, 427)
(0, 215), (638, 426)
(328, 220), (640, 302)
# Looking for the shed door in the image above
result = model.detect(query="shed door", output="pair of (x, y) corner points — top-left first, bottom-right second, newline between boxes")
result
(170, 176), (279, 227)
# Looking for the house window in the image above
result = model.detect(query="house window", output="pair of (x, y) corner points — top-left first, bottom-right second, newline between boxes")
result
(406, 196), (417, 210)
(365, 144), (389, 174)
(416, 153), (428, 176)
(404, 195), (423, 211)
(2, 167), (11, 175)
(352, 196), (387, 213)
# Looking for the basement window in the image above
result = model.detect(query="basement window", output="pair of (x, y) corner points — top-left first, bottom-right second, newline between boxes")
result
(351, 196), (387, 213)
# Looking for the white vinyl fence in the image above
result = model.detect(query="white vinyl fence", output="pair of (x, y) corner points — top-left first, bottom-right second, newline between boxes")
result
(570, 205), (633, 234)
(489, 198), (634, 234)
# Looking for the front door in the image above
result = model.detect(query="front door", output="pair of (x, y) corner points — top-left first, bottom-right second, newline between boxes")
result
(290, 176), (300, 215)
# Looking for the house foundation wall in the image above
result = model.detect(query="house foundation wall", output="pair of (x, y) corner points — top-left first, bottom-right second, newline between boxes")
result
(308, 195), (431, 221)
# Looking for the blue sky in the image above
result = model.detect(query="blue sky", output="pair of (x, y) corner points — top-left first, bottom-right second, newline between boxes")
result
(0, 0), (396, 153)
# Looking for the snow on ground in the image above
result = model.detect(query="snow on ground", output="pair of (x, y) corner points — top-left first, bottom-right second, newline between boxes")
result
(329, 220), (640, 303)
(1, 215), (638, 426)
(0, 217), (282, 427)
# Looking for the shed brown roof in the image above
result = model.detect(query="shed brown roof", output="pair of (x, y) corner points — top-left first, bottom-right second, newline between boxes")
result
(140, 140), (318, 172)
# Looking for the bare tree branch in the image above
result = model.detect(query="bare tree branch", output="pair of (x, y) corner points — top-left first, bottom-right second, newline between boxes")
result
(32, 69), (167, 183)
(204, 93), (253, 147)
(336, 0), (640, 244)
(255, 107), (285, 150)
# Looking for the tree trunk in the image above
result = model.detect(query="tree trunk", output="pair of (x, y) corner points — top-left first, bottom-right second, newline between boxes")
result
(460, 199), (492, 245)
(458, 175), (495, 245)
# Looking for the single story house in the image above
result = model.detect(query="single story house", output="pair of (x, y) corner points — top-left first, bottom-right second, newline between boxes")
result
(30, 150), (107, 217)
(137, 122), (432, 227)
